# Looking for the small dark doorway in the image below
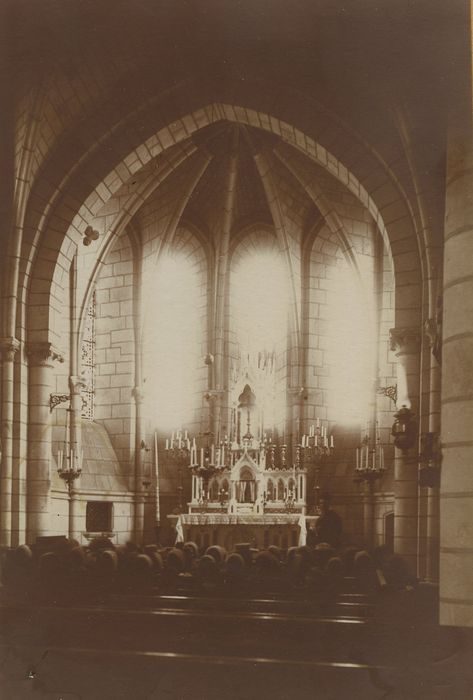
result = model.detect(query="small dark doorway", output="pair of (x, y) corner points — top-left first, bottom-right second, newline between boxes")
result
(385, 512), (394, 552)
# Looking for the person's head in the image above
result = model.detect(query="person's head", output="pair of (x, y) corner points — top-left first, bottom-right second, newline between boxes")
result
(319, 493), (332, 513)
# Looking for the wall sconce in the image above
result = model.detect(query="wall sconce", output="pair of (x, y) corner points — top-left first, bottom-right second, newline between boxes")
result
(391, 406), (417, 452)
(419, 432), (441, 487)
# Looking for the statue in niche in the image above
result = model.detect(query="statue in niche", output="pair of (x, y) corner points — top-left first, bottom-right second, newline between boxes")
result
(238, 383), (257, 441)
(424, 294), (442, 364)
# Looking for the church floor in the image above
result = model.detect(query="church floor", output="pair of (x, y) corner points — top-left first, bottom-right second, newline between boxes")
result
(0, 584), (472, 699)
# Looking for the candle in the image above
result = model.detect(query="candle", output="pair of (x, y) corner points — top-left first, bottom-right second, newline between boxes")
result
(330, 435), (334, 448)
(200, 448), (204, 466)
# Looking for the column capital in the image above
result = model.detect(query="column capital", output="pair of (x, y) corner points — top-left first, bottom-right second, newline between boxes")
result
(0, 337), (20, 361)
(26, 342), (64, 367)
(389, 327), (421, 355)
(69, 375), (86, 395)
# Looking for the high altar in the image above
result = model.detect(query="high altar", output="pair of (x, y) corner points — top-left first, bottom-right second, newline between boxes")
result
(166, 421), (333, 548)
(166, 372), (334, 550)
(177, 436), (313, 551)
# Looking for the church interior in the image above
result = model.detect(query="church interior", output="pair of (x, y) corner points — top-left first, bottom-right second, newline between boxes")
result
(0, 1), (472, 697)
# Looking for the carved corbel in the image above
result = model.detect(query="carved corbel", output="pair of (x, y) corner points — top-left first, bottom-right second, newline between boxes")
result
(26, 342), (64, 367)
(389, 328), (422, 355)
(0, 337), (20, 361)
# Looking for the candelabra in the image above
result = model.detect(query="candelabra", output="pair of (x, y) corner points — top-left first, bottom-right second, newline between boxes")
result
(299, 419), (334, 513)
(299, 420), (334, 465)
(56, 408), (83, 490)
(166, 429), (192, 463)
(57, 447), (83, 488)
(218, 487), (229, 511)
(284, 489), (296, 513)
(354, 422), (386, 483)
(165, 429), (193, 512)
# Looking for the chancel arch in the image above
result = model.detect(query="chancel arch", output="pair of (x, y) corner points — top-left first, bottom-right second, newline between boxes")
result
(2, 8), (472, 658)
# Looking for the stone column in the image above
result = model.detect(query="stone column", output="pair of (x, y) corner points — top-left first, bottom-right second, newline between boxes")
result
(424, 319), (441, 583)
(0, 336), (20, 547)
(26, 342), (64, 543)
(132, 386), (145, 543)
(440, 100), (473, 627)
(68, 375), (84, 541)
(389, 328), (421, 575)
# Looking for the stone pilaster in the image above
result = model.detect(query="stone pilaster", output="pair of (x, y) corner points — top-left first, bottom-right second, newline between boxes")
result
(68, 375), (85, 540)
(0, 336), (20, 547)
(424, 318), (442, 583)
(26, 342), (64, 543)
(440, 102), (473, 627)
(132, 386), (145, 542)
(389, 327), (421, 574)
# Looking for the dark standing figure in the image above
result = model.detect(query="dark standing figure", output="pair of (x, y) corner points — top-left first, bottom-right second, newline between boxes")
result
(315, 494), (342, 549)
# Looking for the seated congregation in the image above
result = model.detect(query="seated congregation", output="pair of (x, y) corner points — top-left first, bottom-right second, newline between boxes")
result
(2, 523), (415, 607)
